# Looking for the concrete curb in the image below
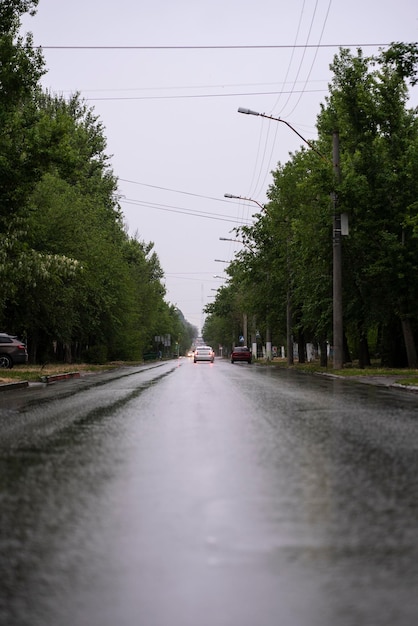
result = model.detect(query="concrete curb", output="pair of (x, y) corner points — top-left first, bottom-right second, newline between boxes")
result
(0, 380), (29, 392)
(41, 372), (81, 384)
(390, 382), (418, 393)
(0, 371), (81, 392)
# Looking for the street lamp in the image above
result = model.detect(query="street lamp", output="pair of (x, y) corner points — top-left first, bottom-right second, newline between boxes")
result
(238, 108), (328, 162)
(219, 233), (255, 359)
(219, 236), (250, 248)
(220, 234), (253, 355)
(222, 198), (272, 360)
(238, 106), (343, 369)
(224, 193), (265, 211)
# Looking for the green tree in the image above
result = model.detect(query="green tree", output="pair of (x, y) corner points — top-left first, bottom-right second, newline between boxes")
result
(203, 283), (241, 351)
(2, 89), (171, 363)
(0, 0), (46, 308)
(1, 3), (196, 364)
(209, 44), (418, 369)
(318, 45), (418, 366)
(265, 150), (333, 363)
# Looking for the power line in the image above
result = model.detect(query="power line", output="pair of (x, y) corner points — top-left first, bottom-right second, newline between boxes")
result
(121, 198), (252, 225)
(269, 0), (307, 116)
(75, 78), (329, 93)
(87, 88), (327, 102)
(119, 178), (230, 203)
(250, 0), (333, 199)
(279, 0), (334, 118)
(119, 180), (260, 224)
(29, 43), (390, 50)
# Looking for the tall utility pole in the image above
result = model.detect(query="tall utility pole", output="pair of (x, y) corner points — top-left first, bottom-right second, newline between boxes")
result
(286, 289), (293, 366)
(332, 131), (343, 369)
(221, 200), (265, 357)
(238, 108), (345, 368)
(201, 283), (204, 336)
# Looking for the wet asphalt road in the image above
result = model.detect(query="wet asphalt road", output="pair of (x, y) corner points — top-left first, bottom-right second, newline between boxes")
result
(1, 358), (418, 626)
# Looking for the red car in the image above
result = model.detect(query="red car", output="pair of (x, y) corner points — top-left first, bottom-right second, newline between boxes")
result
(230, 346), (252, 364)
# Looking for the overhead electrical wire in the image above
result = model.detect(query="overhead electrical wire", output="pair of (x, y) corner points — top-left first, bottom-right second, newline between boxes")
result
(77, 78), (329, 93)
(249, 0), (334, 199)
(246, 0), (308, 199)
(119, 179), (257, 215)
(30, 43), (389, 50)
(120, 197), (252, 225)
(274, 0), (322, 118)
(119, 178), (230, 202)
(270, 0), (307, 115)
(277, 0), (333, 119)
(86, 88), (327, 102)
(32, 33), (391, 229)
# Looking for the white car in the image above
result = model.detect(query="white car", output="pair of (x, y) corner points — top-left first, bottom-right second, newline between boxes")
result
(193, 346), (214, 363)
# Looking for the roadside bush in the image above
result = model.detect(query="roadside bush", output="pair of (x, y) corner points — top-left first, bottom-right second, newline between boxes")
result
(82, 345), (108, 364)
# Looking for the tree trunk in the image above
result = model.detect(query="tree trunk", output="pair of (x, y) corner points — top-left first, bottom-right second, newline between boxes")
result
(320, 339), (328, 367)
(358, 332), (371, 369)
(343, 332), (352, 364)
(265, 322), (272, 360)
(401, 317), (417, 368)
(297, 328), (306, 363)
(380, 318), (406, 367)
(286, 293), (293, 365)
(251, 315), (257, 362)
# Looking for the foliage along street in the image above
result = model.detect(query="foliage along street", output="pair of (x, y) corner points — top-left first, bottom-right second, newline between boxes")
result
(203, 45), (418, 370)
(1, 3), (418, 371)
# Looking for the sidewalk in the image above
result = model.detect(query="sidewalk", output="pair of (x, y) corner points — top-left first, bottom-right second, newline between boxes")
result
(317, 372), (418, 393)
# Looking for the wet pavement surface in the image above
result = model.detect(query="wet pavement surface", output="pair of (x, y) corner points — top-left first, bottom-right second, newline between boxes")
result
(1, 359), (418, 625)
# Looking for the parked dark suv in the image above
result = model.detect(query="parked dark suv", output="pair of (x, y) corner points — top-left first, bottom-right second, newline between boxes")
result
(0, 333), (28, 368)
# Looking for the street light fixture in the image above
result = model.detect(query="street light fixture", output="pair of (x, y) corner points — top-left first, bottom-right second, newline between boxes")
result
(219, 233), (255, 360)
(238, 106), (343, 368)
(238, 108), (328, 162)
(219, 236), (249, 248)
(224, 193), (265, 211)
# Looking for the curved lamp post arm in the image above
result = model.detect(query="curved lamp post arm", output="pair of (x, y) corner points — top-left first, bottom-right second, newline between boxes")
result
(238, 107), (342, 368)
(238, 107), (328, 163)
(219, 236), (252, 251)
(224, 192), (265, 211)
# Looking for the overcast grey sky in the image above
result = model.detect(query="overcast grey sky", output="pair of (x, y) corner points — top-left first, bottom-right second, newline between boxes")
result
(20, 0), (418, 333)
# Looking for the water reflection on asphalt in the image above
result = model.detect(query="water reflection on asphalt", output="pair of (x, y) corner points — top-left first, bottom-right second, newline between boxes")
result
(1, 360), (418, 626)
